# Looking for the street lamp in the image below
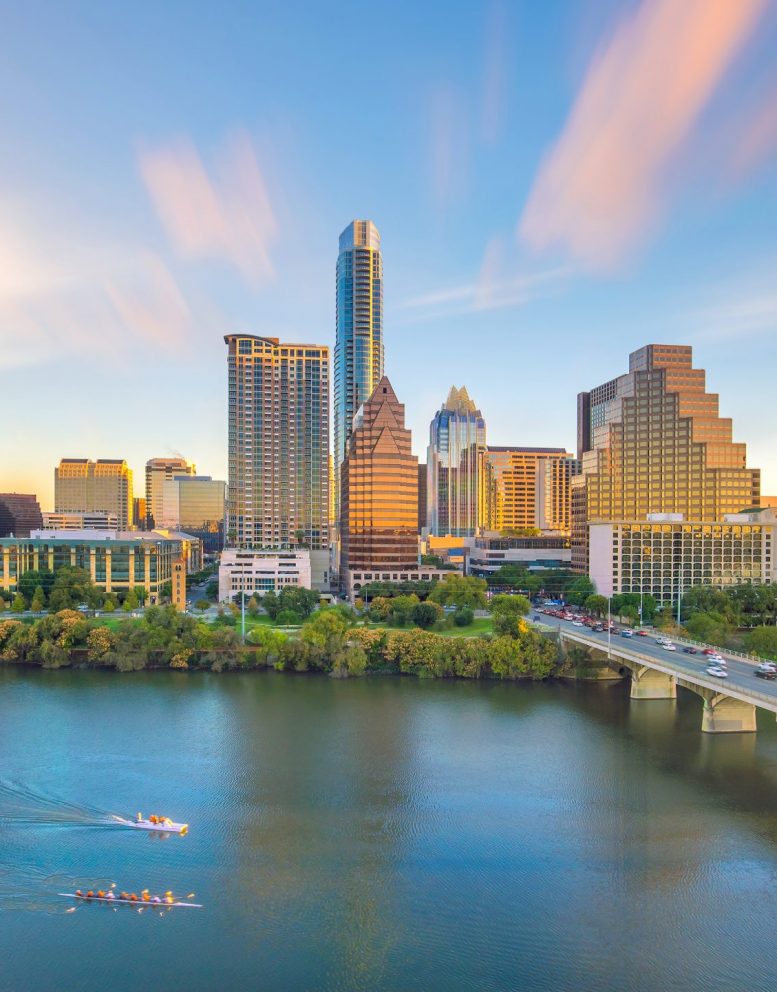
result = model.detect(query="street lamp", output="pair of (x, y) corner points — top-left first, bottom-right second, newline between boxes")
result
(607, 595), (612, 658)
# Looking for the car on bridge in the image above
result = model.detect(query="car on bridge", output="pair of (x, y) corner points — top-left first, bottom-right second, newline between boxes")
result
(620, 630), (634, 637)
(706, 666), (728, 678)
(661, 642), (677, 651)
(755, 664), (777, 680)
(683, 646), (699, 654)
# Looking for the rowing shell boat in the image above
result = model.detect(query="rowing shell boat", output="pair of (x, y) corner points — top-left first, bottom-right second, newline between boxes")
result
(130, 818), (188, 835)
(59, 893), (202, 908)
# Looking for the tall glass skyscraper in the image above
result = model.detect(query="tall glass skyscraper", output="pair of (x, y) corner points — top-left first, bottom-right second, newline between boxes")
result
(334, 220), (383, 515)
(426, 386), (487, 537)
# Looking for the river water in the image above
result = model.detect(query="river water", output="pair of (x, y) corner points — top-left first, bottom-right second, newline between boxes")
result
(2, 666), (777, 991)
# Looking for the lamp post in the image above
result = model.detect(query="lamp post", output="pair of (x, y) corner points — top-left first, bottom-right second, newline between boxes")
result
(607, 595), (612, 658)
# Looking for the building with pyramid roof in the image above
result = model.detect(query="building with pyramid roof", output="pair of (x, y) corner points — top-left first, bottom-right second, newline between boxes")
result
(340, 377), (420, 585)
(426, 386), (487, 537)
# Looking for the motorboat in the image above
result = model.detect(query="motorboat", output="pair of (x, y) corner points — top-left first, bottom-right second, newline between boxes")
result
(120, 815), (188, 835)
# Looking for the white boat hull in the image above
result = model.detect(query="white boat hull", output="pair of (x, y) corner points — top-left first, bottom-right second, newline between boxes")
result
(59, 893), (201, 908)
(128, 819), (188, 835)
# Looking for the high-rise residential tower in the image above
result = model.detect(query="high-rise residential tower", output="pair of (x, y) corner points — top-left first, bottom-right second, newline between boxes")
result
(484, 447), (579, 534)
(55, 459), (133, 530)
(573, 344), (760, 573)
(145, 457), (196, 529)
(333, 220), (384, 514)
(340, 377), (418, 582)
(426, 387), (487, 537)
(225, 334), (329, 553)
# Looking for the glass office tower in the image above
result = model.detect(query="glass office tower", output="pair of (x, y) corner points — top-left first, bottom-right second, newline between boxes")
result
(334, 220), (383, 516)
(427, 386), (487, 537)
(572, 343), (760, 572)
(339, 377), (418, 580)
(225, 334), (330, 551)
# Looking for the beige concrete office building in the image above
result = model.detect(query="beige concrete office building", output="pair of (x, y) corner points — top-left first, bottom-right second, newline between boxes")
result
(484, 447), (579, 534)
(55, 459), (133, 530)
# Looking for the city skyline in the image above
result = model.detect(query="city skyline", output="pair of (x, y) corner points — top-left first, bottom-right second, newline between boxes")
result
(3, 2), (777, 504)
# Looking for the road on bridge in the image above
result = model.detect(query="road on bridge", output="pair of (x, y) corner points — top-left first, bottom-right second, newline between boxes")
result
(532, 615), (777, 712)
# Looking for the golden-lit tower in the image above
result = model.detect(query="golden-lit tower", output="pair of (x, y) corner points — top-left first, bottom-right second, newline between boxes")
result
(573, 344), (760, 571)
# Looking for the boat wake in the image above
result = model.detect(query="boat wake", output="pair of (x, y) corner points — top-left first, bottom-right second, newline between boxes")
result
(0, 867), (114, 914)
(0, 779), (123, 829)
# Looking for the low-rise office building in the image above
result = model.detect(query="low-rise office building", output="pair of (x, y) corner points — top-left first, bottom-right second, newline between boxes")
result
(219, 549), (312, 603)
(42, 511), (118, 530)
(344, 566), (451, 602)
(589, 510), (776, 606)
(1, 532), (186, 603)
(466, 534), (571, 578)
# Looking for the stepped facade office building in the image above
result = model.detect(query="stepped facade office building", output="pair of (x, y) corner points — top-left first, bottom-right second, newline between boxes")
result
(225, 334), (330, 559)
(333, 220), (384, 514)
(573, 344), (761, 594)
(427, 387), (487, 538)
(145, 457), (196, 528)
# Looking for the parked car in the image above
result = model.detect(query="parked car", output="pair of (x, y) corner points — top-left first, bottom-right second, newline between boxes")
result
(682, 647), (698, 655)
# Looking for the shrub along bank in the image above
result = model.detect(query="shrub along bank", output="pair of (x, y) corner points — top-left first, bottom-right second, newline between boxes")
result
(0, 605), (559, 682)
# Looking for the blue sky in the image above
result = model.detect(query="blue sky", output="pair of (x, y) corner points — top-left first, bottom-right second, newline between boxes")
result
(2, 0), (777, 508)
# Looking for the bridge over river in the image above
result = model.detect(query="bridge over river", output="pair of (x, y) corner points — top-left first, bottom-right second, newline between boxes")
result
(549, 622), (777, 733)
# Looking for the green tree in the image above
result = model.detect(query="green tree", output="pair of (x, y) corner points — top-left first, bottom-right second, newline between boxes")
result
(48, 566), (100, 612)
(490, 594), (531, 636)
(195, 598), (210, 612)
(620, 604), (639, 625)
(11, 592), (26, 613)
(680, 586), (740, 625)
(247, 596), (260, 617)
(205, 580), (219, 600)
(745, 626), (777, 660)
(566, 576), (595, 606)
(428, 573), (487, 610)
(123, 588), (139, 612)
(135, 586), (148, 607)
(275, 609), (302, 626)
(685, 611), (732, 647)
(102, 596), (117, 613)
(30, 586), (46, 613)
(412, 601), (444, 629)
(454, 607), (474, 627)
(18, 569), (55, 603)
(277, 586), (319, 619)
(584, 594), (608, 617)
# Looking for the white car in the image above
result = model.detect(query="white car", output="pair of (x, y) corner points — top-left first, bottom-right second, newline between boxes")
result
(706, 666), (728, 678)
(572, 621), (584, 627)
(661, 642), (677, 651)
(655, 637), (668, 645)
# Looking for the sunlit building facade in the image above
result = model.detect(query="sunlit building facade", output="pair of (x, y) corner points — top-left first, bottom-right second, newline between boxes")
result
(589, 511), (774, 606)
(333, 220), (383, 515)
(225, 334), (329, 551)
(573, 344), (761, 574)
(145, 457), (196, 529)
(427, 387), (487, 537)
(176, 476), (227, 554)
(0, 532), (183, 603)
(55, 459), (133, 530)
(484, 447), (578, 534)
(340, 377), (418, 584)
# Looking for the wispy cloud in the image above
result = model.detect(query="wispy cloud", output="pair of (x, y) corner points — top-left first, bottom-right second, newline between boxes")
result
(0, 203), (194, 370)
(728, 89), (777, 180)
(139, 132), (278, 283)
(398, 254), (570, 323)
(428, 84), (469, 208)
(519, 0), (767, 271)
(481, 1), (509, 144)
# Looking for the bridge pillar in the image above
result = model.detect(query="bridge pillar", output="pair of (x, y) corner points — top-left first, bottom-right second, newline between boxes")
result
(701, 695), (757, 734)
(629, 665), (677, 700)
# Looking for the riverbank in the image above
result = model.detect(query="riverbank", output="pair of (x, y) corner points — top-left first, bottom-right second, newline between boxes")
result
(0, 606), (559, 681)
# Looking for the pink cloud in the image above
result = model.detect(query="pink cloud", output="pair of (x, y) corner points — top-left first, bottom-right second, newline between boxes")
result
(519, 0), (767, 270)
(105, 255), (191, 351)
(481, 2), (508, 144)
(729, 92), (777, 179)
(428, 84), (469, 207)
(139, 132), (278, 283)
